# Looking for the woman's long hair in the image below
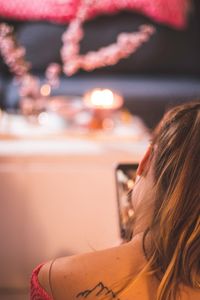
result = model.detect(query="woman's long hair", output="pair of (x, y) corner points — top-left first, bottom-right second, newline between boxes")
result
(143, 101), (200, 299)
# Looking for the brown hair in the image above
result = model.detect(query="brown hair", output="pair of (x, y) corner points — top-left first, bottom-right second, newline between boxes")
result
(143, 101), (200, 299)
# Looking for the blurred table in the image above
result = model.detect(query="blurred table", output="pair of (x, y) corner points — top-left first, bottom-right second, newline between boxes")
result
(0, 113), (150, 296)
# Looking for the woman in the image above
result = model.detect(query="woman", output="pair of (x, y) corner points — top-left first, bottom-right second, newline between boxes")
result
(31, 101), (200, 300)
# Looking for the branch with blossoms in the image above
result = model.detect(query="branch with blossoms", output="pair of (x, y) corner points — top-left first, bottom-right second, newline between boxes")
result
(0, 0), (155, 112)
(61, 0), (155, 76)
(0, 23), (61, 114)
(0, 23), (39, 99)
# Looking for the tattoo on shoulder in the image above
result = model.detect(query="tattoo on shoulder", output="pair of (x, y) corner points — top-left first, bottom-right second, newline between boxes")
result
(76, 281), (120, 299)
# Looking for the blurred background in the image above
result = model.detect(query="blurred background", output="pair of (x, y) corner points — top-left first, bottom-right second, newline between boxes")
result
(0, 0), (199, 299)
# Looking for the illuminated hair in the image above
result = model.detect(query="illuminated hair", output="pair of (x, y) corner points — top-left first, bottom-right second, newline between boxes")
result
(100, 101), (200, 300)
(143, 100), (200, 299)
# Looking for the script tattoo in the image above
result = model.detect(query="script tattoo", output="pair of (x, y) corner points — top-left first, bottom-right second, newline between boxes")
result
(76, 282), (120, 299)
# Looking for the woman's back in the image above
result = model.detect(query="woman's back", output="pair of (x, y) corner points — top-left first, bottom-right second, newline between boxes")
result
(34, 101), (200, 300)
(38, 234), (200, 300)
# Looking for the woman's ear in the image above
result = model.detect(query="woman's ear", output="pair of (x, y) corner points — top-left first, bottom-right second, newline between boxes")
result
(137, 146), (152, 177)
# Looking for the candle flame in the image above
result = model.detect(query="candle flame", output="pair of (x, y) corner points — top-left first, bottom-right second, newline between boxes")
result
(90, 89), (114, 108)
(84, 88), (123, 110)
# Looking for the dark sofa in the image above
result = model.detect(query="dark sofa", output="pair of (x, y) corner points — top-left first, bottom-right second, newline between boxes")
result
(0, 0), (200, 128)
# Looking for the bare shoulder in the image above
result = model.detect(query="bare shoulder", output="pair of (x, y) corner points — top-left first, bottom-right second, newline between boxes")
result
(38, 235), (145, 300)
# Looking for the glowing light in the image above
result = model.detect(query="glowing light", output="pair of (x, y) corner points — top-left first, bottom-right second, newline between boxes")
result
(38, 112), (49, 125)
(84, 88), (123, 110)
(40, 84), (51, 97)
(128, 208), (134, 218)
(127, 179), (134, 189)
(90, 89), (114, 107)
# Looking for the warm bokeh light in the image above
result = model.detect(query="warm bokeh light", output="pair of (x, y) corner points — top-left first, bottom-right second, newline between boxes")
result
(91, 89), (114, 107)
(84, 88), (123, 110)
(38, 112), (49, 125)
(40, 84), (51, 97)
(127, 179), (134, 189)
